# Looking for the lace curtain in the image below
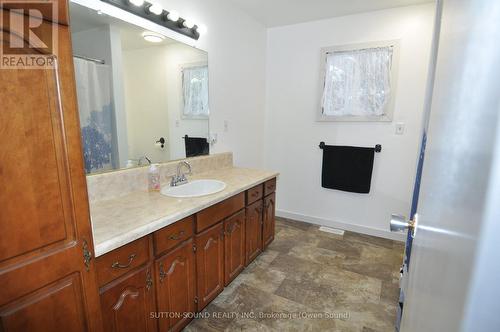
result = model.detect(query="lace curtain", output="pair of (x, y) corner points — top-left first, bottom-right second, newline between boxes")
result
(321, 46), (393, 117)
(182, 65), (209, 118)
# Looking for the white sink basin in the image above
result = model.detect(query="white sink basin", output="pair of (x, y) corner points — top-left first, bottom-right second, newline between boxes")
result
(161, 180), (227, 198)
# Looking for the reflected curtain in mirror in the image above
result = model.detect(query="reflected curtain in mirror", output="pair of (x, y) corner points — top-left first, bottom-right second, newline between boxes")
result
(73, 57), (117, 173)
(182, 65), (209, 119)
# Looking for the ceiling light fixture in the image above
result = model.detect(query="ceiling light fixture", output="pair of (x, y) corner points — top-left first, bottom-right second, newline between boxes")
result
(166, 10), (179, 22)
(142, 32), (165, 43)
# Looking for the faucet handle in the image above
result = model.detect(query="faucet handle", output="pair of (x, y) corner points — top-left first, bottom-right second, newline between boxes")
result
(170, 175), (178, 187)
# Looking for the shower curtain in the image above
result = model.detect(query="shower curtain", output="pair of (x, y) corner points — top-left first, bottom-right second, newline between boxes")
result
(73, 57), (115, 173)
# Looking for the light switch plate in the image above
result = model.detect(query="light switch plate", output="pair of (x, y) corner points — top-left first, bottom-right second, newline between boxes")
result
(395, 122), (405, 135)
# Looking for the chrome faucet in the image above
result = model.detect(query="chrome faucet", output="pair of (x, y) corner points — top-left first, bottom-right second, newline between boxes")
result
(171, 161), (192, 186)
(138, 155), (151, 166)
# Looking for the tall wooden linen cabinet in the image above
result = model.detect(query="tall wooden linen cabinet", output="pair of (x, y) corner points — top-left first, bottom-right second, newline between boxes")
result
(0, 2), (103, 331)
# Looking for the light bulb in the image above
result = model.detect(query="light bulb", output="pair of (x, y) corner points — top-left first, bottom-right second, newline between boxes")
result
(129, 0), (144, 6)
(196, 24), (207, 35)
(148, 3), (163, 15)
(183, 19), (194, 29)
(142, 32), (165, 43)
(166, 10), (179, 22)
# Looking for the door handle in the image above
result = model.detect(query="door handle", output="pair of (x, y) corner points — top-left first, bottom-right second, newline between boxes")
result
(390, 213), (418, 237)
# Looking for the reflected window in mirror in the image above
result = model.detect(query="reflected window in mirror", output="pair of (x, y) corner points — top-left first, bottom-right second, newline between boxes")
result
(182, 64), (209, 119)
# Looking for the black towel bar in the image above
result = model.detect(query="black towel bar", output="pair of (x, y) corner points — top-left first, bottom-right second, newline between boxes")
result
(319, 142), (382, 153)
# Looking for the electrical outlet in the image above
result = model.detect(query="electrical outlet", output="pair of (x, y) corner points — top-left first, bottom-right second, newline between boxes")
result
(209, 133), (218, 145)
(395, 122), (405, 135)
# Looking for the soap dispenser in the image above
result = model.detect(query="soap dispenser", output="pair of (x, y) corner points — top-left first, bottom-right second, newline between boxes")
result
(148, 163), (161, 192)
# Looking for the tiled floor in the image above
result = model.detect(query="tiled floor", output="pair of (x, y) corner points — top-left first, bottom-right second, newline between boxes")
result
(185, 217), (405, 332)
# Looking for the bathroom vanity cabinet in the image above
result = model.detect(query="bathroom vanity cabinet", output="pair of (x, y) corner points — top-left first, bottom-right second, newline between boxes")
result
(95, 180), (276, 332)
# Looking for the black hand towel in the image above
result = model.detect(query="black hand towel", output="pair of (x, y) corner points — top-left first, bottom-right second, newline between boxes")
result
(321, 145), (375, 194)
(184, 135), (209, 158)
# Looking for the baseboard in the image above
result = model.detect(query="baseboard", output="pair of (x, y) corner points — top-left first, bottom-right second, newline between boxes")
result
(276, 209), (406, 242)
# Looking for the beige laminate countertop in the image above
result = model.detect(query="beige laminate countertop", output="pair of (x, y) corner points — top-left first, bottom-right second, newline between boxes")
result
(90, 167), (279, 257)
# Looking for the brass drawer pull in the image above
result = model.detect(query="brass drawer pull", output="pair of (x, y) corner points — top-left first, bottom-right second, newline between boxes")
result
(111, 254), (136, 269)
(169, 230), (185, 241)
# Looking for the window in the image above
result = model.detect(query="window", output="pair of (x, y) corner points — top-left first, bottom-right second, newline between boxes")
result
(182, 64), (209, 119)
(318, 40), (399, 122)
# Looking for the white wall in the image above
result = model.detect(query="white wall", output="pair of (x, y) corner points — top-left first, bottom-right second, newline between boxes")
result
(122, 43), (209, 162)
(156, 0), (267, 168)
(164, 43), (209, 160)
(108, 25), (130, 168)
(122, 46), (171, 163)
(264, 4), (436, 240)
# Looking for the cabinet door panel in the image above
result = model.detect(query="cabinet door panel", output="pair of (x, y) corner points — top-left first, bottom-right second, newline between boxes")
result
(100, 265), (157, 332)
(224, 210), (246, 285)
(245, 200), (263, 265)
(156, 239), (196, 332)
(0, 274), (87, 332)
(195, 223), (224, 311)
(263, 193), (276, 249)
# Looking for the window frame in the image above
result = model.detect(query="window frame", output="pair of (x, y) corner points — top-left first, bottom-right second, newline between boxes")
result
(317, 39), (400, 122)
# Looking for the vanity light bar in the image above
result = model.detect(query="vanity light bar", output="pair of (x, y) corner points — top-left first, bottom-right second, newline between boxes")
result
(101, 0), (202, 40)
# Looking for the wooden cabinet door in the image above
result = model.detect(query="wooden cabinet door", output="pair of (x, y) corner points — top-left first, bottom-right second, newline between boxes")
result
(100, 265), (157, 332)
(0, 6), (102, 331)
(224, 210), (246, 285)
(263, 193), (276, 249)
(156, 239), (196, 332)
(245, 200), (263, 265)
(195, 222), (224, 311)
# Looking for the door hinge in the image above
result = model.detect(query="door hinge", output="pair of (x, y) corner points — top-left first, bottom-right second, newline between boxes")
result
(146, 270), (153, 290)
(193, 244), (197, 252)
(194, 296), (199, 304)
(83, 240), (92, 272)
(159, 263), (166, 283)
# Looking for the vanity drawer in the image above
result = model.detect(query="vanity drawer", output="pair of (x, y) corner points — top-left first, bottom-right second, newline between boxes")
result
(264, 178), (277, 196)
(196, 193), (245, 233)
(96, 237), (150, 287)
(246, 184), (263, 205)
(154, 216), (194, 255)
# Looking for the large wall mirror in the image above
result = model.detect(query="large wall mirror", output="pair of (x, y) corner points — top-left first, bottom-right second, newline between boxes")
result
(69, 2), (209, 175)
